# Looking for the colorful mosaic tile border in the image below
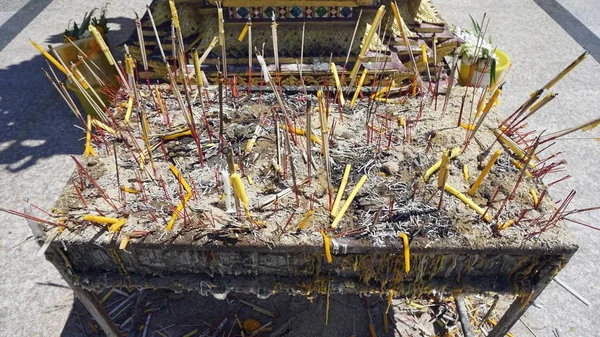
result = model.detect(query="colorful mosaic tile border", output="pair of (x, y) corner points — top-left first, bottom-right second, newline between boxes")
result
(228, 6), (354, 20)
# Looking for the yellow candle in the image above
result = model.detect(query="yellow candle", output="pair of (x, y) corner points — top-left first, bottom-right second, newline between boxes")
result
(119, 235), (130, 250)
(331, 175), (368, 228)
(460, 123), (476, 130)
(331, 164), (351, 216)
(297, 209), (314, 230)
(498, 219), (515, 231)
(109, 219), (126, 232)
(444, 184), (492, 222)
(230, 172), (250, 215)
(166, 164), (193, 231)
(468, 149), (502, 196)
(330, 62), (345, 106)
(463, 164), (469, 181)
(163, 130), (192, 141)
(437, 149), (449, 189)
(350, 68), (368, 107)
(320, 229), (333, 263)
(529, 188), (538, 206)
(423, 147), (460, 182)
(30, 39), (67, 74)
(421, 44), (428, 64)
(83, 215), (121, 224)
(398, 232), (410, 273)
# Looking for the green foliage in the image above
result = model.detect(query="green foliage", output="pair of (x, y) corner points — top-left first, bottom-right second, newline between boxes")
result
(64, 5), (109, 40)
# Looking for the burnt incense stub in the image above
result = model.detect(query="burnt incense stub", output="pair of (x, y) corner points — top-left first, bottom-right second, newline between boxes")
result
(43, 84), (577, 302)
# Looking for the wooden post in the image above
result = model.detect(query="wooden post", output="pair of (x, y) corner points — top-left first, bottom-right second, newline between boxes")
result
(64, 277), (121, 336)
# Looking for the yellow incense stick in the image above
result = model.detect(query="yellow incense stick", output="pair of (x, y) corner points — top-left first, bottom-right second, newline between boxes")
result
(238, 22), (250, 42)
(320, 229), (333, 263)
(124, 95), (134, 123)
(330, 62), (345, 106)
(331, 164), (351, 217)
(398, 232), (410, 273)
(170, 164), (192, 193)
(192, 49), (203, 87)
(30, 39), (67, 75)
(92, 119), (116, 135)
(482, 87), (502, 115)
(155, 87), (166, 115)
(84, 115), (97, 157)
(423, 147), (460, 182)
(349, 5), (385, 82)
(543, 51), (589, 90)
(390, 2), (408, 47)
(125, 54), (135, 77)
(89, 25), (113, 65)
(494, 129), (536, 166)
(529, 92), (556, 113)
(351, 68), (368, 107)
(199, 36), (219, 65)
(169, 1), (180, 28)
(468, 149), (502, 196)
(463, 164), (469, 181)
(444, 184), (492, 222)
(331, 175), (368, 228)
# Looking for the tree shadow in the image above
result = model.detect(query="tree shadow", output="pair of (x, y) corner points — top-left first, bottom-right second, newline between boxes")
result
(0, 16), (136, 173)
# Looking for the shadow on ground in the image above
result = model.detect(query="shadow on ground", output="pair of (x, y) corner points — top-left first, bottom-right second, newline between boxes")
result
(59, 290), (388, 337)
(0, 16), (137, 172)
(58, 288), (461, 336)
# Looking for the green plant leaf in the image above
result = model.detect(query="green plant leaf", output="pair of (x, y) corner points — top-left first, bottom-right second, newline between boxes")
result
(469, 14), (481, 36)
(490, 57), (497, 87)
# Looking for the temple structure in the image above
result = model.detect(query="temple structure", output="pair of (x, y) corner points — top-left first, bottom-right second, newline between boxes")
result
(127, 0), (460, 86)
